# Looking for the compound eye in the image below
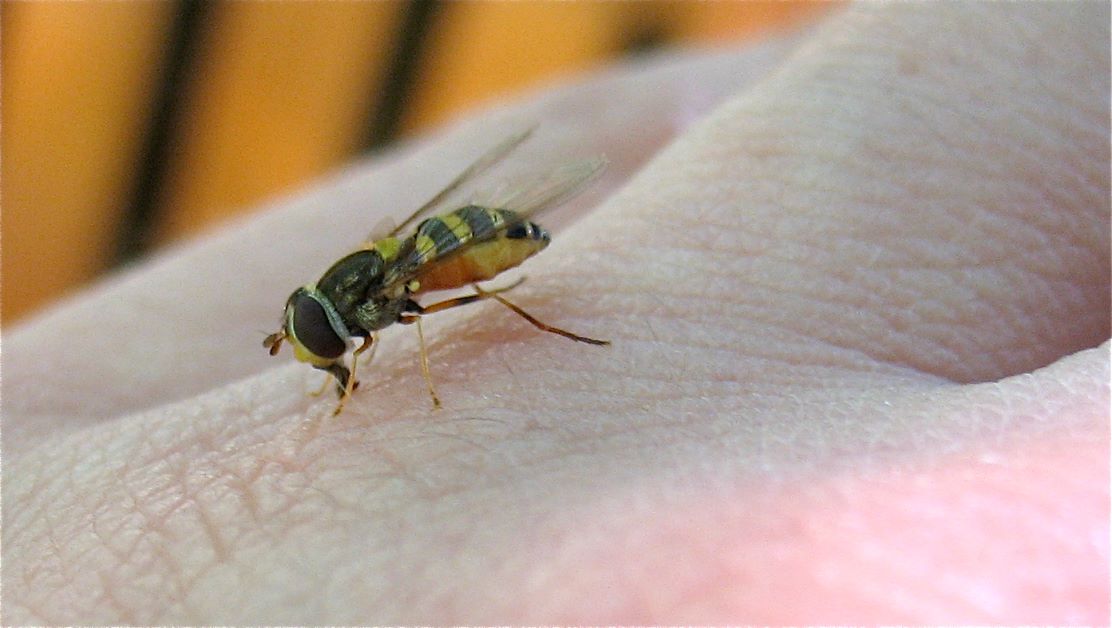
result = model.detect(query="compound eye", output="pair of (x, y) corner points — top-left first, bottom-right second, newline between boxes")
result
(504, 222), (531, 239)
(290, 292), (346, 359)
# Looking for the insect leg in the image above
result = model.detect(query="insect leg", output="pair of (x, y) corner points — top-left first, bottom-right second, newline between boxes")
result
(405, 277), (525, 316)
(332, 335), (374, 415)
(405, 282), (608, 344)
(315, 361), (351, 395)
(415, 317), (442, 409)
(395, 313), (443, 408)
(310, 374), (332, 397)
(472, 284), (610, 345)
(359, 332), (380, 366)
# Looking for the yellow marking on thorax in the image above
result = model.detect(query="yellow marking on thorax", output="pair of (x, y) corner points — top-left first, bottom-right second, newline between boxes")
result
(368, 236), (402, 262)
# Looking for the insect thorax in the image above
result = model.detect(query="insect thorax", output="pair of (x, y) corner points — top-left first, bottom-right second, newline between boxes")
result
(315, 249), (399, 333)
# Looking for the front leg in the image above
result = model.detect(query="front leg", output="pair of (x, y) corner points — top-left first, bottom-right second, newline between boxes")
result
(329, 336), (374, 415)
(314, 361), (353, 398)
(307, 336), (374, 415)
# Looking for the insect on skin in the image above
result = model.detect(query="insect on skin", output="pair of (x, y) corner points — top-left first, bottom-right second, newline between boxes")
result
(263, 128), (610, 415)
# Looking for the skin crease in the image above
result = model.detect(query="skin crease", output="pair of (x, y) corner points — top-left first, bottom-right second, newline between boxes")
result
(3, 3), (1109, 624)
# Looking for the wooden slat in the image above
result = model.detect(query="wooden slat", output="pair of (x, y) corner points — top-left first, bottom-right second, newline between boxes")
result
(399, 2), (629, 134)
(671, 1), (838, 43)
(1, 2), (175, 324)
(397, 2), (835, 134)
(153, 2), (400, 244)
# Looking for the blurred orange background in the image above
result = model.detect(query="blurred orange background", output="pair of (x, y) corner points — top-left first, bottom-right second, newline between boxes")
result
(2, 1), (832, 325)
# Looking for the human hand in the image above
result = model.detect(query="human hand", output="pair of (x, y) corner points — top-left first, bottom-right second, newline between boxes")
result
(5, 3), (1107, 623)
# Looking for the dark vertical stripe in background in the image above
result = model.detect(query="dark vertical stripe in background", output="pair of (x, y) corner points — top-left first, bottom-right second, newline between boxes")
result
(114, 0), (211, 265)
(362, 0), (442, 151)
(115, 0), (437, 262)
(620, 15), (670, 57)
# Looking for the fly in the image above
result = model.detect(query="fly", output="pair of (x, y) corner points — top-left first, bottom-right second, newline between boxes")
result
(264, 128), (609, 414)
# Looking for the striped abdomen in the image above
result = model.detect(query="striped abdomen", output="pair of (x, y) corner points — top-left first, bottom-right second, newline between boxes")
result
(405, 205), (550, 293)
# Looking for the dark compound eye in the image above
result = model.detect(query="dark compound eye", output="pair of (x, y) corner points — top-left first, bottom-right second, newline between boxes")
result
(505, 222), (533, 240)
(291, 292), (346, 359)
(506, 221), (550, 244)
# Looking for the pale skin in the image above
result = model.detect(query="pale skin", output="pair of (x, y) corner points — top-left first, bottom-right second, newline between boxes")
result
(3, 3), (1108, 623)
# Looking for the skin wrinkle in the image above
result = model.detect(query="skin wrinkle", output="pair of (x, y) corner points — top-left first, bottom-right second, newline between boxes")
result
(862, 10), (1098, 320)
(11, 397), (339, 621)
(594, 314), (906, 395)
(96, 569), (138, 625)
(20, 507), (67, 622)
(702, 110), (1094, 382)
(104, 465), (203, 618)
(689, 188), (960, 377)
(566, 221), (961, 382)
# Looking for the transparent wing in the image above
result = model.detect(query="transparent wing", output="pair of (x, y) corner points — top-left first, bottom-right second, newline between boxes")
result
(384, 126), (536, 239)
(477, 156), (607, 218)
(382, 156), (608, 289)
